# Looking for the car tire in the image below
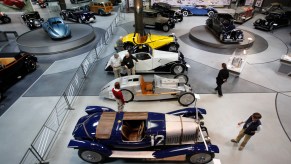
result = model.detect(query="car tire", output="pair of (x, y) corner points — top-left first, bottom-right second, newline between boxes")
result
(186, 152), (214, 164)
(120, 89), (134, 102)
(168, 43), (178, 52)
(78, 18), (83, 24)
(60, 14), (66, 20)
(219, 34), (224, 42)
(170, 63), (185, 75)
(26, 60), (37, 73)
(207, 11), (214, 17)
(78, 149), (105, 163)
(269, 24), (274, 31)
(162, 24), (170, 32)
(177, 16), (183, 22)
(182, 10), (189, 17)
(123, 42), (134, 51)
(3, 17), (11, 23)
(178, 92), (195, 106)
(174, 74), (189, 84)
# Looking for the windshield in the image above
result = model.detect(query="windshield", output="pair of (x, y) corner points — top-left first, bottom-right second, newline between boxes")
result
(52, 21), (62, 25)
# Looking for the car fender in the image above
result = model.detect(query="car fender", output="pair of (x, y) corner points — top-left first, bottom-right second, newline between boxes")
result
(68, 139), (112, 156)
(152, 144), (219, 158)
(85, 106), (115, 114)
(166, 107), (206, 116)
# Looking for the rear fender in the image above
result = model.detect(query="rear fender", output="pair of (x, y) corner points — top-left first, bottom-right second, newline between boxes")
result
(68, 139), (112, 156)
(153, 144), (219, 158)
(166, 107), (206, 117)
(85, 106), (115, 115)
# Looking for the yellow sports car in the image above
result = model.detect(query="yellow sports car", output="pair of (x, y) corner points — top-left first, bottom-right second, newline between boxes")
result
(116, 33), (180, 52)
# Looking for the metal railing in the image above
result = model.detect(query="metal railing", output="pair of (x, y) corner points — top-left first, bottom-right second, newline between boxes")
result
(20, 3), (125, 164)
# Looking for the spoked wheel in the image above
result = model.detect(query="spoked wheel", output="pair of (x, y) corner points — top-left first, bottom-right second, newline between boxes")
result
(26, 60), (37, 73)
(120, 89), (134, 102)
(168, 43), (178, 52)
(78, 149), (105, 163)
(162, 24), (170, 32)
(174, 74), (189, 84)
(178, 92), (195, 106)
(182, 10), (189, 17)
(170, 63), (185, 75)
(207, 11), (214, 17)
(186, 152), (214, 164)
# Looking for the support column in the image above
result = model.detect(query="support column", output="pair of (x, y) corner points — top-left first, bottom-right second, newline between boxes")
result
(59, 0), (67, 10)
(134, 0), (146, 43)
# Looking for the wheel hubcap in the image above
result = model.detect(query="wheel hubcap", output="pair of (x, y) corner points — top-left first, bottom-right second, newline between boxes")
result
(174, 65), (183, 74)
(122, 91), (132, 101)
(190, 153), (211, 163)
(169, 45), (177, 52)
(82, 151), (102, 162)
(180, 94), (194, 105)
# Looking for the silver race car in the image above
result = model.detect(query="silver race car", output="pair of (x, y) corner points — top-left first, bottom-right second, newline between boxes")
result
(100, 74), (198, 106)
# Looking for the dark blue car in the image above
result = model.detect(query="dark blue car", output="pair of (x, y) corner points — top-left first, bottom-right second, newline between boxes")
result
(42, 17), (71, 39)
(68, 105), (219, 164)
(180, 5), (217, 16)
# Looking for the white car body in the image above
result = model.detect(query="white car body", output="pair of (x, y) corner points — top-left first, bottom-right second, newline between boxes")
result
(100, 75), (197, 106)
(105, 45), (189, 74)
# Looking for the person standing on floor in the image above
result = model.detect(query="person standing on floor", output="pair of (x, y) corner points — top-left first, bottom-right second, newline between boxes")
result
(109, 53), (122, 78)
(215, 63), (229, 97)
(231, 112), (262, 151)
(112, 82), (125, 112)
(122, 51), (138, 75)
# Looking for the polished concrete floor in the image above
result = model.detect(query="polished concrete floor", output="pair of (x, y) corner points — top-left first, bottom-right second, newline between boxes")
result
(0, 7), (291, 164)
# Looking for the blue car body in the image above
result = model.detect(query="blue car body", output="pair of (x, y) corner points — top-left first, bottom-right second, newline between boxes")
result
(180, 5), (217, 16)
(68, 105), (219, 164)
(42, 17), (71, 39)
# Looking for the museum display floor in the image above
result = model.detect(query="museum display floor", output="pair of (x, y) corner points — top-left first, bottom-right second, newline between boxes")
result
(1, 8), (291, 164)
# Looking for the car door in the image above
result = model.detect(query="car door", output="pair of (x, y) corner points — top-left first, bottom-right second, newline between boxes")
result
(134, 53), (153, 72)
(143, 12), (155, 26)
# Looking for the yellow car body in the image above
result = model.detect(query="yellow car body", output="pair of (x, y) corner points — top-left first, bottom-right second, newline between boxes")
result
(120, 33), (179, 52)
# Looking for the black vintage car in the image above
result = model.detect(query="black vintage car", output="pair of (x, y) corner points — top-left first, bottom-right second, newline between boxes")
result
(60, 8), (96, 23)
(253, 11), (291, 31)
(151, 2), (183, 22)
(206, 13), (244, 43)
(0, 12), (11, 24)
(0, 52), (37, 100)
(142, 10), (175, 32)
(21, 11), (44, 30)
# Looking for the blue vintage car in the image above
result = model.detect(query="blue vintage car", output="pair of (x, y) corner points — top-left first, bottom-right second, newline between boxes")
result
(180, 5), (217, 16)
(68, 106), (219, 164)
(42, 17), (71, 39)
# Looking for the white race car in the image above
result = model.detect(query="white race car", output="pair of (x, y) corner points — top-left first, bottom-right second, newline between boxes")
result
(100, 74), (198, 106)
(105, 44), (190, 75)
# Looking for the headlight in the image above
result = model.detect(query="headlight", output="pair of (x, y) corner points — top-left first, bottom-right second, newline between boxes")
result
(82, 15), (85, 19)
(227, 35), (230, 39)
(238, 35), (242, 39)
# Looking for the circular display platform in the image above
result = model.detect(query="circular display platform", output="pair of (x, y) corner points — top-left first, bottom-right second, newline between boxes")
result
(16, 23), (95, 54)
(189, 25), (255, 49)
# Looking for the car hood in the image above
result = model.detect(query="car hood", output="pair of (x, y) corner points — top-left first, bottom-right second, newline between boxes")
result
(122, 33), (175, 45)
(72, 113), (102, 139)
(51, 24), (69, 36)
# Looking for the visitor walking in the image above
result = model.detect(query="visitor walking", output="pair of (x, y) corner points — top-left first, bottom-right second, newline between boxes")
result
(215, 63), (229, 97)
(112, 82), (125, 112)
(231, 112), (262, 151)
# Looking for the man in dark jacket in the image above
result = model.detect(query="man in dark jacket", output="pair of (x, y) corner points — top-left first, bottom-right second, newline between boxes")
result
(122, 52), (138, 75)
(231, 112), (262, 151)
(215, 63), (229, 96)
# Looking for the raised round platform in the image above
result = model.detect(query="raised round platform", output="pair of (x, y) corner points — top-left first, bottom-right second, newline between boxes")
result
(16, 23), (95, 54)
(189, 25), (255, 49)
